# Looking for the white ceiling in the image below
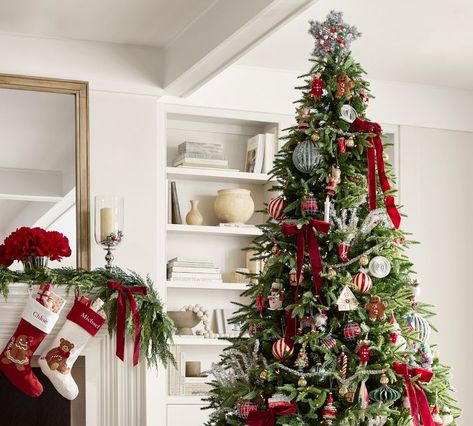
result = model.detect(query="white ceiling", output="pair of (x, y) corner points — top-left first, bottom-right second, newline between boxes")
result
(238, 0), (473, 90)
(0, 0), (215, 47)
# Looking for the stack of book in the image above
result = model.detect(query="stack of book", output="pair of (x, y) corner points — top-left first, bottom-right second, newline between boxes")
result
(173, 141), (233, 170)
(168, 346), (212, 396)
(167, 257), (223, 283)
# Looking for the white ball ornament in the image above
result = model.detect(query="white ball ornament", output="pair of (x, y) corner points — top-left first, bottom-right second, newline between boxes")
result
(340, 104), (357, 123)
(368, 256), (391, 278)
(406, 313), (431, 343)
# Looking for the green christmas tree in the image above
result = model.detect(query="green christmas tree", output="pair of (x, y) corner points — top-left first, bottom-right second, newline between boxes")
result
(205, 11), (459, 426)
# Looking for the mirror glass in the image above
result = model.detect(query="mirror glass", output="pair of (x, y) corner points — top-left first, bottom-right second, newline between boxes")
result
(0, 88), (76, 268)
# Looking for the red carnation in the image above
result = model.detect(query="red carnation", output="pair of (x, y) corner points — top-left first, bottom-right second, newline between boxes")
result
(0, 244), (13, 267)
(45, 231), (72, 261)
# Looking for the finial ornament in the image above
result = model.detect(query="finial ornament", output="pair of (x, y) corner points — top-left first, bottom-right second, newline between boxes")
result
(309, 10), (361, 59)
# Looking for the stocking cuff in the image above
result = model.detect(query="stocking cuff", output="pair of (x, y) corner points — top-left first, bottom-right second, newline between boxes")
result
(67, 299), (106, 336)
(22, 297), (60, 334)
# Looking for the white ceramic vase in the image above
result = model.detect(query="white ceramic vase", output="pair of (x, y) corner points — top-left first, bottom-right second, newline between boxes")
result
(185, 200), (204, 225)
(214, 188), (255, 224)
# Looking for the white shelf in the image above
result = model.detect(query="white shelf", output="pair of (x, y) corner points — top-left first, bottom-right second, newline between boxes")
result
(166, 281), (249, 291)
(166, 396), (207, 405)
(167, 224), (262, 236)
(172, 336), (231, 346)
(166, 166), (271, 184)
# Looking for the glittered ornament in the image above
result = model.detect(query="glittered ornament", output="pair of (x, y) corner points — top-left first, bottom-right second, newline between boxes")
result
(343, 320), (361, 342)
(406, 313), (431, 343)
(369, 374), (401, 403)
(301, 192), (319, 216)
(321, 392), (337, 425)
(359, 254), (369, 266)
(346, 136), (355, 147)
(298, 376), (307, 387)
(310, 132), (320, 142)
(236, 400), (258, 419)
(327, 267), (336, 278)
(337, 137), (346, 154)
(294, 343), (309, 371)
(259, 369), (268, 381)
(292, 140), (322, 174)
(271, 244), (282, 256)
(272, 338), (294, 360)
(368, 256), (391, 278)
(352, 270), (372, 294)
(268, 196), (286, 220)
(340, 104), (357, 123)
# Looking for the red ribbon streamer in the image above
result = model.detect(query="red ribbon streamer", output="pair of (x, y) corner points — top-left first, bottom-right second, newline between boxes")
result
(352, 117), (401, 229)
(246, 403), (297, 426)
(281, 219), (329, 347)
(393, 362), (434, 426)
(107, 280), (147, 366)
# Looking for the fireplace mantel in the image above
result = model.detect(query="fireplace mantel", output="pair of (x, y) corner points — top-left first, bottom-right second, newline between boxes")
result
(0, 284), (146, 426)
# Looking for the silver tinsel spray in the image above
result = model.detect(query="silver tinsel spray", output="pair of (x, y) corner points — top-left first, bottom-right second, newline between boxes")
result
(309, 10), (361, 59)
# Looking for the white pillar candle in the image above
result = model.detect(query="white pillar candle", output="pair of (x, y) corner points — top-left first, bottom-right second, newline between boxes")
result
(100, 207), (116, 241)
(324, 197), (331, 223)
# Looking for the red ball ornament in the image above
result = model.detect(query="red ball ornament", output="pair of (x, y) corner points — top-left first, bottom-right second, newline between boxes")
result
(301, 192), (318, 216)
(268, 196), (286, 220)
(272, 338), (294, 360)
(321, 392), (337, 424)
(343, 320), (361, 342)
(236, 400), (258, 419)
(356, 340), (373, 365)
(352, 271), (372, 294)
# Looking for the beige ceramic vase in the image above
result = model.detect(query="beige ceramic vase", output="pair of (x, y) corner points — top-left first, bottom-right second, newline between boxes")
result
(185, 200), (204, 225)
(214, 188), (255, 224)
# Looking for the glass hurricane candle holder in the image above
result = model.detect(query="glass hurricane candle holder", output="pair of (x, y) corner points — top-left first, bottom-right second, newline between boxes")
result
(94, 195), (124, 270)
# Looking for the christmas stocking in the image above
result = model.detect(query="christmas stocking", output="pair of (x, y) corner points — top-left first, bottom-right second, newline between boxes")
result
(0, 295), (61, 397)
(38, 298), (105, 400)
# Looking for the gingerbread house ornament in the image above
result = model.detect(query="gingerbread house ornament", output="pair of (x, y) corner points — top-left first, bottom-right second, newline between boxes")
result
(336, 286), (359, 311)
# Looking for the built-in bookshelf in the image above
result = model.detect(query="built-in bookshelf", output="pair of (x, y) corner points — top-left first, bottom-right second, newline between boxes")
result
(155, 103), (292, 426)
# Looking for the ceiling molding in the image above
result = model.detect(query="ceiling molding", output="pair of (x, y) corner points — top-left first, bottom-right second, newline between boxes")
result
(162, 0), (316, 97)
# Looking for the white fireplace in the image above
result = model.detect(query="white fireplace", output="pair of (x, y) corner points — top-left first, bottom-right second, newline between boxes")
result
(0, 284), (146, 426)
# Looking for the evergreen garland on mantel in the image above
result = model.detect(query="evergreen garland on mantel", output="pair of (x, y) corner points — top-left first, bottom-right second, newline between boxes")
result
(0, 266), (175, 368)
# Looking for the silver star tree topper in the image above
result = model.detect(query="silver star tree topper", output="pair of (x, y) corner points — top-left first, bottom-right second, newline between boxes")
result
(309, 10), (361, 58)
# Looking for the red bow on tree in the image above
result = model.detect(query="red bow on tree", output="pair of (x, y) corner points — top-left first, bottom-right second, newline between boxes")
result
(393, 362), (434, 426)
(281, 219), (330, 347)
(351, 117), (401, 229)
(107, 280), (147, 366)
(246, 403), (297, 426)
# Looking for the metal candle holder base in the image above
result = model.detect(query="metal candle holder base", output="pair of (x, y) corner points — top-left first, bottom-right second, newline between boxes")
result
(104, 246), (115, 270)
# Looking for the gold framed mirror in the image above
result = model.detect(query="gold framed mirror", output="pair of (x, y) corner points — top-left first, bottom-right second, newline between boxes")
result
(0, 74), (90, 270)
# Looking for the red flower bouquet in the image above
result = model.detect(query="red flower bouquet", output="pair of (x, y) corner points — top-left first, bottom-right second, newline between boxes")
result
(0, 244), (13, 267)
(3, 227), (72, 263)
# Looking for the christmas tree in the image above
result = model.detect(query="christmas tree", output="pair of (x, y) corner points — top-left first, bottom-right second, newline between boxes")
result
(205, 11), (459, 426)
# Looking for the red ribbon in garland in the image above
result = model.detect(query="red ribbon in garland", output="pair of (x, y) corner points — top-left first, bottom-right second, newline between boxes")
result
(281, 219), (330, 347)
(393, 362), (434, 426)
(352, 117), (401, 229)
(107, 280), (147, 366)
(246, 403), (297, 426)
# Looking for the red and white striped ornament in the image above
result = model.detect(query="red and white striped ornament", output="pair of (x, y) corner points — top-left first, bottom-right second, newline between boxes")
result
(321, 393), (337, 425)
(352, 271), (372, 294)
(337, 351), (348, 378)
(431, 405), (443, 426)
(343, 320), (361, 342)
(268, 196), (286, 220)
(272, 338), (294, 360)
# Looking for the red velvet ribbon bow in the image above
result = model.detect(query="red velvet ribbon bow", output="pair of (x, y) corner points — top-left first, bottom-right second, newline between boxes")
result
(393, 362), (434, 426)
(352, 117), (401, 229)
(281, 219), (330, 347)
(246, 404), (297, 426)
(107, 280), (147, 366)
